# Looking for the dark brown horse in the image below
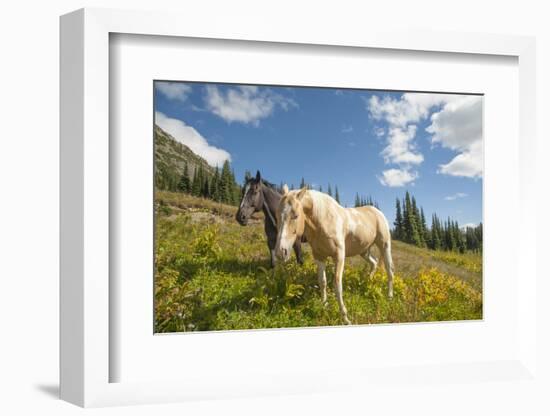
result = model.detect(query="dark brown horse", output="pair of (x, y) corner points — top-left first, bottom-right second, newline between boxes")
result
(236, 171), (304, 267)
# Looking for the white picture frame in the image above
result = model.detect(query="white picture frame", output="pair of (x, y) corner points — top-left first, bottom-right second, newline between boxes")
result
(60, 8), (538, 408)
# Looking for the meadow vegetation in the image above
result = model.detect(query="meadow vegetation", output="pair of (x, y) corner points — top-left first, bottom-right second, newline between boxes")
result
(155, 191), (483, 333)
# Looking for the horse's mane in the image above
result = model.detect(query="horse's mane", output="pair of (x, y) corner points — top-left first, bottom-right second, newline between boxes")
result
(296, 189), (341, 218)
(245, 177), (280, 193)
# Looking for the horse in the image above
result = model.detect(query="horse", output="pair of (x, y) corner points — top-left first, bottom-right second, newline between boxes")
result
(236, 171), (304, 268)
(275, 185), (394, 324)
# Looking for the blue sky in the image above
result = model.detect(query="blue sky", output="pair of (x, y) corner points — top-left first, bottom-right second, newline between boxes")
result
(154, 81), (483, 227)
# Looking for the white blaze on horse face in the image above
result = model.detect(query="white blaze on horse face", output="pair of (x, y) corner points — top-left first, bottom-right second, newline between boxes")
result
(276, 201), (296, 261)
(239, 184), (251, 209)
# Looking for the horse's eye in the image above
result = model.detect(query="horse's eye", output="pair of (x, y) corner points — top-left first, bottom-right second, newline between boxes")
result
(291, 213), (298, 220)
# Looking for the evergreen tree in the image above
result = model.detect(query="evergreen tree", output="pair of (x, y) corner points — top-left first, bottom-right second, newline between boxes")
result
(403, 191), (421, 246)
(355, 193), (361, 208)
(327, 184), (332, 197)
(394, 198), (403, 240)
(420, 207), (429, 247)
(191, 167), (200, 196)
(300, 177), (306, 189)
(430, 214), (441, 250)
(335, 186), (340, 204)
(202, 176), (210, 198)
(220, 160), (233, 204)
(177, 162), (191, 193)
(475, 223), (483, 252)
(411, 197), (425, 247)
(455, 221), (466, 253)
(211, 167), (220, 201)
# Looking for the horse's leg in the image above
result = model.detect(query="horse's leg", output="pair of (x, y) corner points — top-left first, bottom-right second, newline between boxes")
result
(266, 222), (277, 268)
(361, 248), (378, 279)
(293, 240), (304, 265)
(334, 251), (351, 324)
(269, 245), (276, 268)
(381, 241), (395, 299)
(315, 260), (327, 305)
(267, 235), (277, 268)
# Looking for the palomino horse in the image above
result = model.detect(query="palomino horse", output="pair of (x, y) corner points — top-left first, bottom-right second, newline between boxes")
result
(236, 171), (304, 267)
(275, 186), (394, 324)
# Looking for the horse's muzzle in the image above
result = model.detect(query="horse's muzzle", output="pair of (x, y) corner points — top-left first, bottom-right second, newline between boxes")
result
(236, 212), (248, 226)
(275, 245), (290, 262)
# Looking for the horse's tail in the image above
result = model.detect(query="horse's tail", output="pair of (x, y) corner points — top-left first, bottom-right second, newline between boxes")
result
(383, 239), (394, 274)
(377, 209), (395, 298)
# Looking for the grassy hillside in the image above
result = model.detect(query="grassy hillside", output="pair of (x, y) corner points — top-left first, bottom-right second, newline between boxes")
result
(155, 191), (482, 333)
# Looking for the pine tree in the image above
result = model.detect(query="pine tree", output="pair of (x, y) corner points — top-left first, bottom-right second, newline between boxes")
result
(327, 184), (332, 197)
(420, 207), (429, 248)
(335, 186), (340, 204)
(394, 198), (403, 240)
(475, 223), (483, 252)
(191, 167), (200, 196)
(411, 197), (425, 247)
(431, 214), (441, 250)
(300, 177), (306, 189)
(403, 191), (421, 245)
(455, 221), (466, 253)
(355, 193), (361, 208)
(202, 176), (210, 198)
(220, 160), (233, 204)
(465, 226), (478, 252)
(177, 162), (191, 193)
(211, 167), (220, 201)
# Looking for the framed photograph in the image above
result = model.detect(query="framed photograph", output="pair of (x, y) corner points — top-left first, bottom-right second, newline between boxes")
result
(60, 8), (538, 408)
(152, 81), (484, 332)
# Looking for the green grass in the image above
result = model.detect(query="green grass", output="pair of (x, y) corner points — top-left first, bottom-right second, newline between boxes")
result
(155, 191), (483, 333)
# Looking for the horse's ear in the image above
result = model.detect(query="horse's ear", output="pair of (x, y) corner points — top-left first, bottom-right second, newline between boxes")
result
(255, 170), (261, 182)
(282, 184), (289, 195)
(297, 187), (308, 200)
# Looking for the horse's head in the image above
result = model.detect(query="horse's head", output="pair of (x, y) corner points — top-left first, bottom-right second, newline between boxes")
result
(236, 170), (264, 226)
(275, 185), (307, 261)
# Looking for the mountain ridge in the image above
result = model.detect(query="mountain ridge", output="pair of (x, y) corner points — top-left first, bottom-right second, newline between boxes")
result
(154, 124), (215, 189)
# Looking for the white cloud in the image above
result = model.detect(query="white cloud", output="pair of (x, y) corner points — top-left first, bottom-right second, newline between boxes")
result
(155, 111), (231, 167)
(204, 85), (297, 126)
(367, 94), (449, 184)
(155, 82), (192, 101)
(377, 168), (418, 187)
(368, 92), (483, 183)
(368, 93), (453, 128)
(427, 96), (483, 178)
(381, 125), (423, 165)
(444, 192), (468, 201)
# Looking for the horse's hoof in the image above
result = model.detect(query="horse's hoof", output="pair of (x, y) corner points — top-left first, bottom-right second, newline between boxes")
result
(343, 316), (351, 325)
